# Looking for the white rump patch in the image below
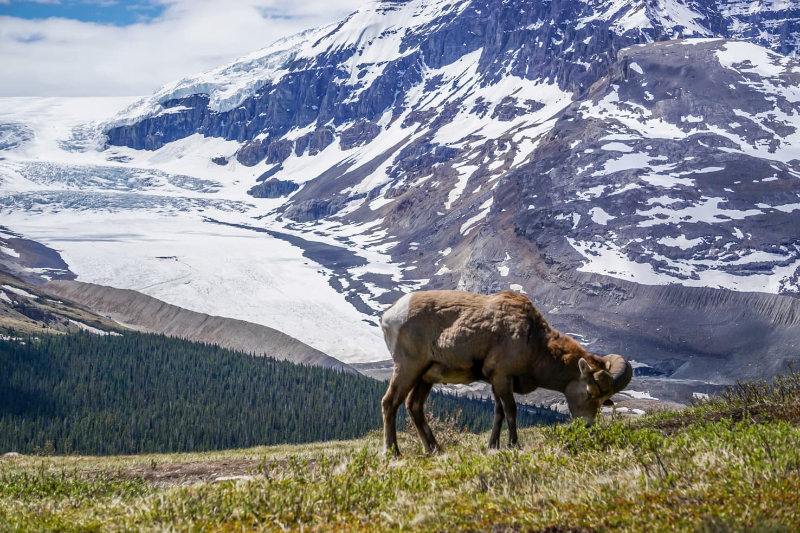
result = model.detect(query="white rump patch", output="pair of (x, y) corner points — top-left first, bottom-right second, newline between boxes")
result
(380, 292), (412, 355)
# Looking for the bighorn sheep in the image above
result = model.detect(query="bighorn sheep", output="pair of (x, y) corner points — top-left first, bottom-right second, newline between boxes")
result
(380, 290), (632, 455)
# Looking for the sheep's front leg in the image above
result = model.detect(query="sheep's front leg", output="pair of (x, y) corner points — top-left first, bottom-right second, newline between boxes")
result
(488, 388), (505, 450)
(491, 376), (518, 448)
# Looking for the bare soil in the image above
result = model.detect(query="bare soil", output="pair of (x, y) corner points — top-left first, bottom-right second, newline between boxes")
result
(117, 459), (265, 487)
(103, 457), (322, 487)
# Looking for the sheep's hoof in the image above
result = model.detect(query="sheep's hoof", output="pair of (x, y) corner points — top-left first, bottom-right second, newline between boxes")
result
(385, 445), (401, 458)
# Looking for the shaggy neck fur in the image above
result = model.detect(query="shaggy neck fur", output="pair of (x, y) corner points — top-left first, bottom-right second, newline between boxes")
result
(538, 328), (601, 393)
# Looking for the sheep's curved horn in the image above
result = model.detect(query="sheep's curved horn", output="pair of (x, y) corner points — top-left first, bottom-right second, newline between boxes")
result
(602, 354), (633, 394)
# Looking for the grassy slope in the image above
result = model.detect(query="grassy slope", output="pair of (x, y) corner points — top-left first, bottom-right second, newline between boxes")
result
(2, 373), (799, 532)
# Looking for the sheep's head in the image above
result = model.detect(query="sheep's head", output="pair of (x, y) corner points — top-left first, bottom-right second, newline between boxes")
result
(564, 355), (632, 425)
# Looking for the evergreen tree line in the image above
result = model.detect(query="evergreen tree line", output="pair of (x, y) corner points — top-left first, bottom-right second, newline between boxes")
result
(0, 331), (565, 455)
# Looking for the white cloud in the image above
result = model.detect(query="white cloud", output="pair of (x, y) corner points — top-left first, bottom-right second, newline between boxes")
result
(0, 0), (366, 97)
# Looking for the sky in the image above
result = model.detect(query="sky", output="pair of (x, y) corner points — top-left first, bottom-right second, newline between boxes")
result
(0, 0), (366, 97)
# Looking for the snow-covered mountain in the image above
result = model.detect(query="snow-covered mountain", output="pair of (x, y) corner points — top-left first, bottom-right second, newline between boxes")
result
(102, 0), (800, 142)
(2, 0), (800, 383)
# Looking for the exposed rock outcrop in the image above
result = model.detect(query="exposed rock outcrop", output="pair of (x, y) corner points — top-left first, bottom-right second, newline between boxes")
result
(247, 179), (299, 198)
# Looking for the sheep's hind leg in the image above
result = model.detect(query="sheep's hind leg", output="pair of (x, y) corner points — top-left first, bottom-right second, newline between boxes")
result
(491, 376), (519, 448)
(382, 366), (422, 457)
(488, 388), (505, 450)
(407, 380), (439, 454)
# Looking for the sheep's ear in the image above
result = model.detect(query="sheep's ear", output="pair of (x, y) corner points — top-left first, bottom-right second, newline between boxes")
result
(579, 358), (591, 378)
(603, 399), (615, 407)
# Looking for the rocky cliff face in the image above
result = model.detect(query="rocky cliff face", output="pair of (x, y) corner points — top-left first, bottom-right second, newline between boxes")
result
(55, 0), (800, 382)
(508, 40), (800, 294)
(104, 0), (800, 153)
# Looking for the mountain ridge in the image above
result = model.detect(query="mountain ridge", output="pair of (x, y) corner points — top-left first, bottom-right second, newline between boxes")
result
(42, 280), (356, 373)
(102, 0), (800, 153)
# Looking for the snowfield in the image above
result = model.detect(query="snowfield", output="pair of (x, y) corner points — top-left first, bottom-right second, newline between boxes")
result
(0, 97), (394, 363)
(3, 209), (386, 362)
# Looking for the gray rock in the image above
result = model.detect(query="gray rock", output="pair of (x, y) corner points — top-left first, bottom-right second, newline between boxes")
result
(247, 179), (299, 198)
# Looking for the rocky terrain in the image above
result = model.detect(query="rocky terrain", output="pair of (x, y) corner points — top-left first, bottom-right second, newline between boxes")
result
(0, 271), (121, 337)
(1, 0), (800, 399)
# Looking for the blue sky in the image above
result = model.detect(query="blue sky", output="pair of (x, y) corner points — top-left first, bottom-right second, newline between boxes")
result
(0, 0), (364, 96)
(0, 1), (166, 26)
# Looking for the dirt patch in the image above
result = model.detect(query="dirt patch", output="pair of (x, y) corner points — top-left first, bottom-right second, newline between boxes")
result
(99, 458), (319, 487)
(116, 459), (265, 487)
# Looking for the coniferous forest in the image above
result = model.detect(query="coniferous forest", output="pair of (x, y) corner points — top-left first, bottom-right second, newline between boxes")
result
(0, 331), (564, 455)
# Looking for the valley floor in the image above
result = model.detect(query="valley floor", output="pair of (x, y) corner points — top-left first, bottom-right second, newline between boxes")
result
(2, 373), (800, 532)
